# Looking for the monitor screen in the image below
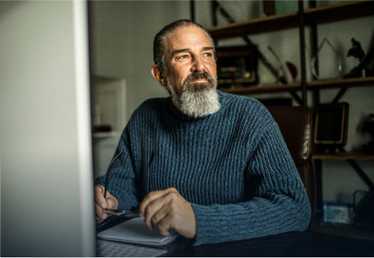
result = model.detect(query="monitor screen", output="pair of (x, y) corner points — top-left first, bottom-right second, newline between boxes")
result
(314, 103), (349, 146)
(0, 1), (95, 256)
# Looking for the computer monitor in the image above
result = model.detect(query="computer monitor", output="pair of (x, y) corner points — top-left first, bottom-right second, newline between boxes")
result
(0, 1), (95, 256)
(314, 102), (349, 151)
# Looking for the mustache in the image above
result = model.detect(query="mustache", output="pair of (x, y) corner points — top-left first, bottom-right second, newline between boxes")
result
(183, 71), (215, 86)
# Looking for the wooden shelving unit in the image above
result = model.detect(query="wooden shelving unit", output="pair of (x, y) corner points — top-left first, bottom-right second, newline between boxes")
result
(210, 0), (374, 233)
(211, 1), (374, 96)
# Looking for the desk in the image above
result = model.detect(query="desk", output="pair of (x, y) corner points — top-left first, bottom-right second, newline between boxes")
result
(166, 231), (374, 257)
(97, 217), (374, 256)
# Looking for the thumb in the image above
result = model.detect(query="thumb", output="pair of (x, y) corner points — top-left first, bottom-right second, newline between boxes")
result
(95, 185), (108, 209)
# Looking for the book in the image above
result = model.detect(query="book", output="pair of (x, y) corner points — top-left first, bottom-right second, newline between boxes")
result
(97, 217), (177, 247)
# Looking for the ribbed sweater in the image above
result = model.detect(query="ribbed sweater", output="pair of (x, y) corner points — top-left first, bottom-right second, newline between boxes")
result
(98, 90), (311, 246)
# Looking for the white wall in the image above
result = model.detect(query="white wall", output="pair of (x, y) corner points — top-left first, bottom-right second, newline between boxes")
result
(90, 1), (190, 176)
(91, 0), (190, 119)
(90, 1), (374, 204)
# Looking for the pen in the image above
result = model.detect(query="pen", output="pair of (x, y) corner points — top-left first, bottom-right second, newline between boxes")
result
(103, 172), (109, 199)
(104, 208), (138, 217)
(103, 176), (108, 199)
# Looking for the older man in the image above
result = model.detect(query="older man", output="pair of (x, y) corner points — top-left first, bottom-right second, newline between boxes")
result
(95, 19), (311, 246)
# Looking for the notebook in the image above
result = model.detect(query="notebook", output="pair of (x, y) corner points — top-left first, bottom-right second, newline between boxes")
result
(96, 239), (167, 257)
(97, 217), (177, 247)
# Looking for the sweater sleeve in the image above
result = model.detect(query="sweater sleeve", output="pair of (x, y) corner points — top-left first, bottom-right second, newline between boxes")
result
(190, 119), (311, 246)
(96, 128), (139, 210)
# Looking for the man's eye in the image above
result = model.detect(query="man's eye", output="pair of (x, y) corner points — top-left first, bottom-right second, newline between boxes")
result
(175, 54), (190, 62)
(203, 52), (214, 59)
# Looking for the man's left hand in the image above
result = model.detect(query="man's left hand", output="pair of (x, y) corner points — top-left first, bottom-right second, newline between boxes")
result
(139, 187), (196, 239)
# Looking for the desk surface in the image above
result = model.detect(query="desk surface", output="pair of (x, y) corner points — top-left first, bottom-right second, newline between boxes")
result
(166, 231), (374, 257)
(97, 217), (374, 257)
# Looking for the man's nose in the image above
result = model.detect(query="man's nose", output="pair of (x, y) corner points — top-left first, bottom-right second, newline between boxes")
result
(191, 56), (205, 72)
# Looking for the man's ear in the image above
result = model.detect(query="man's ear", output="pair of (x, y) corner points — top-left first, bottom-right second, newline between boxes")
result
(151, 65), (165, 86)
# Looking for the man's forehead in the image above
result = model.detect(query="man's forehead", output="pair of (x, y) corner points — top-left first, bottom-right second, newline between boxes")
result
(165, 25), (214, 49)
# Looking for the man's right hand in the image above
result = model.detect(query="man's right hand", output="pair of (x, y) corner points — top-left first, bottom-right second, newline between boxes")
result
(95, 185), (119, 222)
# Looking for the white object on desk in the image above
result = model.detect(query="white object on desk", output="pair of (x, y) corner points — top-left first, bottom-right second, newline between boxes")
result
(96, 239), (167, 257)
(97, 217), (177, 247)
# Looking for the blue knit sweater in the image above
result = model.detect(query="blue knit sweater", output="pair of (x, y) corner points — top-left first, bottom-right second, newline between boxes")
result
(98, 90), (311, 246)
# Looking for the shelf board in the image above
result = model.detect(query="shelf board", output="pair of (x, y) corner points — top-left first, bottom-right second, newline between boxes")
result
(220, 77), (374, 95)
(307, 77), (374, 90)
(304, 1), (374, 25)
(91, 74), (124, 82)
(209, 1), (374, 39)
(312, 222), (374, 241)
(312, 152), (374, 161)
(209, 12), (298, 39)
(220, 82), (301, 95)
(93, 131), (119, 139)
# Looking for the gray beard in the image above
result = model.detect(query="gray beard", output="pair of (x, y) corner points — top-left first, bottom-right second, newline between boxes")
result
(169, 86), (220, 118)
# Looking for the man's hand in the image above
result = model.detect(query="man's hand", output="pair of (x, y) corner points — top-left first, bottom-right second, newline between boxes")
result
(139, 187), (196, 239)
(95, 185), (119, 222)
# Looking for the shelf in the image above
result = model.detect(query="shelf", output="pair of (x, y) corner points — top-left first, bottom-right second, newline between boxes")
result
(91, 74), (124, 82)
(93, 131), (119, 139)
(220, 82), (301, 95)
(208, 1), (374, 39)
(220, 77), (374, 95)
(312, 152), (374, 161)
(209, 12), (298, 39)
(307, 77), (374, 90)
(312, 222), (374, 241)
(304, 1), (374, 25)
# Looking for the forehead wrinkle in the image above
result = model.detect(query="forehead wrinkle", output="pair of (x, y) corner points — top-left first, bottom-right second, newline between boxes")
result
(165, 25), (214, 50)
(171, 48), (190, 56)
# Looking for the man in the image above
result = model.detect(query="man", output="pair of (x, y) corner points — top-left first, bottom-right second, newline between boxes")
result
(95, 19), (311, 246)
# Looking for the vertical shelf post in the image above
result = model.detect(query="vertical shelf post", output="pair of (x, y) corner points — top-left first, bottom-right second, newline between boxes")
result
(298, 0), (307, 108)
(190, 0), (196, 22)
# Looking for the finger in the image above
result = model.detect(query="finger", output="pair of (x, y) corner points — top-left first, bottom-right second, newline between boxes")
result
(140, 187), (176, 216)
(95, 203), (108, 221)
(139, 189), (169, 217)
(150, 204), (169, 229)
(157, 214), (173, 236)
(144, 194), (173, 230)
(95, 185), (108, 209)
(95, 185), (119, 211)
